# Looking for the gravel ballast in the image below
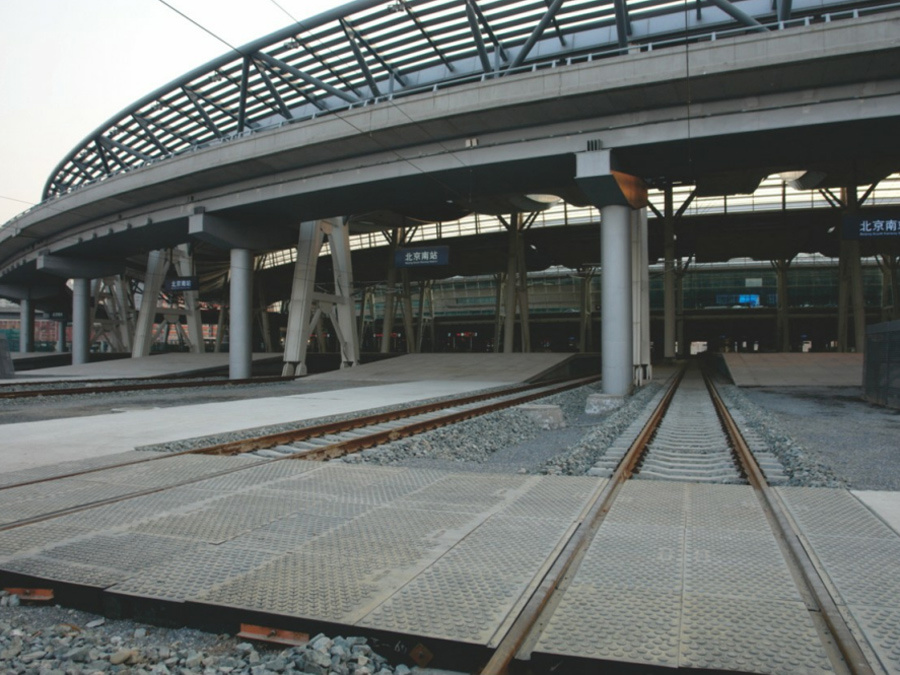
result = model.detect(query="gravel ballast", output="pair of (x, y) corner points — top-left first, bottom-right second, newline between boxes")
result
(0, 592), (411, 675)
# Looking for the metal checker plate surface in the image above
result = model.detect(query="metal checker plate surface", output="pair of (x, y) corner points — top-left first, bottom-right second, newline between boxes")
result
(131, 492), (309, 544)
(0, 452), (147, 487)
(186, 460), (320, 491)
(805, 535), (900, 608)
(225, 512), (352, 554)
(0, 555), (128, 587)
(30, 531), (203, 574)
(197, 549), (382, 622)
(359, 514), (580, 644)
(109, 541), (282, 602)
(575, 522), (683, 593)
(684, 527), (801, 602)
(851, 606), (900, 674)
(85, 454), (263, 487)
(603, 480), (688, 526)
(680, 595), (833, 674)
(55, 487), (221, 530)
(0, 522), (95, 560)
(0, 482), (144, 525)
(500, 476), (601, 519)
(778, 487), (897, 539)
(687, 483), (770, 531)
(394, 474), (531, 514)
(534, 587), (682, 666)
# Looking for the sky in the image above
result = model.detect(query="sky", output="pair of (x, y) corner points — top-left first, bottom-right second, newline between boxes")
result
(0, 0), (349, 225)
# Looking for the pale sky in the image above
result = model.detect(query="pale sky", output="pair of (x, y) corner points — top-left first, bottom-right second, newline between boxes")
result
(0, 0), (348, 225)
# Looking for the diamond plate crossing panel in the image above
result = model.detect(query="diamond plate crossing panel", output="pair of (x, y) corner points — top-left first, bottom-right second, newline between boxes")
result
(198, 549), (382, 623)
(805, 534), (900, 608)
(38, 531), (202, 573)
(396, 473), (531, 514)
(604, 480), (688, 526)
(131, 491), (308, 544)
(0, 555), (127, 587)
(0, 482), (142, 526)
(0, 522), (95, 560)
(535, 587), (682, 667)
(852, 606), (900, 674)
(109, 541), (281, 602)
(227, 512), (352, 554)
(680, 595), (833, 674)
(684, 527), (801, 602)
(575, 522), (683, 593)
(359, 512), (578, 644)
(500, 476), (601, 519)
(687, 483), (770, 531)
(778, 487), (898, 539)
(187, 459), (319, 491)
(57, 487), (221, 530)
(0, 452), (147, 487)
(88, 454), (261, 487)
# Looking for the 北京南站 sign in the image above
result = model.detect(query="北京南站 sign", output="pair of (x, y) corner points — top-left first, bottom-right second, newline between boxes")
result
(842, 212), (900, 240)
(164, 276), (200, 292)
(394, 246), (449, 268)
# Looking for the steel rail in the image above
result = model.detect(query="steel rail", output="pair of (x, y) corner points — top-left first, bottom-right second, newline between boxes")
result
(480, 366), (685, 675)
(0, 375), (598, 531)
(703, 370), (876, 675)
(194, 375), (600, 459)
(0, 378), (573, 492)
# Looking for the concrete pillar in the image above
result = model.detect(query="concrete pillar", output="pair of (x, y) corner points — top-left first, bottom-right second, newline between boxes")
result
(631, 208), (651, 383)
(133, 250), (169, 358)
(72, 278), (92, 365)
(601, 205), (633, 396)
(845, 186), (866, 352)
(19, 298), (34, 353)
(837, 247), (850, 351)
(400, 270), (416, 353)
(57, 320), (67, 353)
(503, 217), (520, 353)
(493, 273), (504, 353)
(663, 187), (676, 360)
(381, 231), (399, 354)
(229, 248), (253, 379)
(774, 258), (791, 351)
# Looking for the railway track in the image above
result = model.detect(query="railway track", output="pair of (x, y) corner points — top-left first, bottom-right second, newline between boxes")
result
(0, 365), (881, 675)
(0, 375), (598, 529)
(481, 363), (874, 675)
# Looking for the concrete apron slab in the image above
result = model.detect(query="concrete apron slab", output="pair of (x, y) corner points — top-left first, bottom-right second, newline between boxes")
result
(0, 457), (602, 671)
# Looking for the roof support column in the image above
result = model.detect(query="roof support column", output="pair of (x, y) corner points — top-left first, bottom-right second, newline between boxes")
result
(773, 258), (792, 351)
(602, 205), (634, 395)
(632, 207), (651, 384)
(230, 248), (254, 379)
(663, 187), (677, 361)
(57, 320), (67, 353)
(576, 151), (648, 396)
(133, 250), (169, 358)
(282, 218), (358, 376)
(381, 231), (399, 354)
(19, 298), (34, 353)
(72, 278), (92, 365)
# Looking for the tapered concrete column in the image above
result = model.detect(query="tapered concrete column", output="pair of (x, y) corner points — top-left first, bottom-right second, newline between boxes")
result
(632, 208), (651, 383)
(19, 298), (34, 353)
(663, 187), (676, 360)
(72, 278), (91, 365)
(602, 205), (633, 396)
(229, 248), (253, 380)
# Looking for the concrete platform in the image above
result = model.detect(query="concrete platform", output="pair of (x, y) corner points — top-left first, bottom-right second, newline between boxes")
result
(0, 354), (574, 474)
(4, 352), (282, 382)
(723, 352), (864, 387)
(308, 353), (576, 384)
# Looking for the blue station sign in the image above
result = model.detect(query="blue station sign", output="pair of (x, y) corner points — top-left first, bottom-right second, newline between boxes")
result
(164, 276), (199, 292)
(842, 212), (900, 240)
(394, 246), (449, 268)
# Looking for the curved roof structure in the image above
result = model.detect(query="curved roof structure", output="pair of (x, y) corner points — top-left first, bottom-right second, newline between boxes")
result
(43, 0), (888, 200)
